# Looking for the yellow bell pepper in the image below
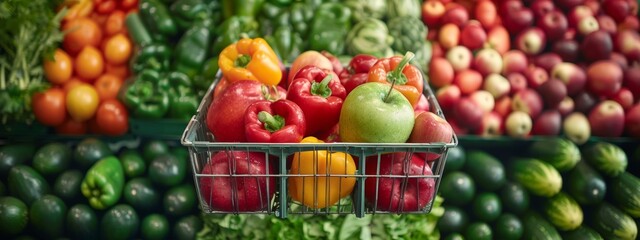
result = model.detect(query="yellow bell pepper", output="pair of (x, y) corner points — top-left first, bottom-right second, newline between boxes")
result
(288, 137), (357, 209)
(218, 38), (282, 86)
(60, 0), (93, 21)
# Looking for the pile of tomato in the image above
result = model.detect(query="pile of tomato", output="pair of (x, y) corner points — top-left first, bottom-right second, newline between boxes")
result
(34, 0), (138, 136)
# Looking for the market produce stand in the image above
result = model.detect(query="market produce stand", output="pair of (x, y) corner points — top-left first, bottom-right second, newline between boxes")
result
(1, 0), (640, 239)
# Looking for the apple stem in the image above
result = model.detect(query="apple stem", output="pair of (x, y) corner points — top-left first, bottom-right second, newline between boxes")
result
(384, 52), (415, 102)
(310, 74), (333, 98)
(258, 111), (285, 132)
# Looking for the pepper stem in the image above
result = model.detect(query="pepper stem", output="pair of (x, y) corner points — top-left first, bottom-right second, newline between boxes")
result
(235, 55), (252, 68)
(384, 52), (415, 102)
(310, 74), (333, 98)
(258, 111), (285, 132)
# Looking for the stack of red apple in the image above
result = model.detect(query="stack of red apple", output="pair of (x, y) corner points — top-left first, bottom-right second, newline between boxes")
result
(422, 0), (640, 143)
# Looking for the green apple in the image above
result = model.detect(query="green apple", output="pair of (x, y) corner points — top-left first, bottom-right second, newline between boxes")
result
(339, 82), (415, 143)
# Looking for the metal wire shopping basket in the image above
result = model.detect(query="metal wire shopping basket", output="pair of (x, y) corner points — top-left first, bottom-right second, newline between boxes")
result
(181, 69), (458, 219)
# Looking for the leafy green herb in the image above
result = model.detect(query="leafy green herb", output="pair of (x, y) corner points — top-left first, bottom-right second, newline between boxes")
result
(0, 0), (66, 124)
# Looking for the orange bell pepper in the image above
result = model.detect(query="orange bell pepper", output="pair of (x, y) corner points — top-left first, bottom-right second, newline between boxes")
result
(288, 137), (357, 209)
(218, 38), (282, 86)
(62, 0), (94, 21)
(367, 52), (424, 107)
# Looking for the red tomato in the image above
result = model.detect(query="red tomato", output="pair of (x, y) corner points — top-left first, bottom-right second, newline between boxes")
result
(96, 0), (116, 14)
(95, 99), (129, 136)
(104, 10), (125, 36)
(55, 118), (88, 135)
(63, 17), (102, 55)
(32, 88), (67, 126)
(120, 0), (138, 9)
(105, 63), (130, 79)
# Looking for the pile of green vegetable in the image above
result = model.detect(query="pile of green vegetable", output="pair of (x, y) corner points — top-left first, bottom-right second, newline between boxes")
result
(0, 138), (202, 239)
(438, 139), (640, 240)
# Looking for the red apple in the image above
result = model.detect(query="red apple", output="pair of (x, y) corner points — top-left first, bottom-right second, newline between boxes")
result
(557, 97), (575, 116)
(499, 0), (524, 15)
(484, 73), (511, 99)
(486, 26), (511, 54)
(597, 14), (619, 34)
(574, 91), (599, 113)
(429, 57), (455, 88)
(460, 21), (487, 50)
(432, 42), (445, 58)
(470, 90), (496, 113)
(564, 28), (577, 40)
(581, 30), (613, 62)
(611, 87), (634, 110)
(409, 111), (454, 144)
(502, 50), (528, 74)
(629, 0), (639, 14)
(624, 66), (640, 96)
(624, 103), (640, 137)
(619, 15), (640, 31)
(610, 52), (629, 69)
(442, 4), (469, 27)
(557, 0), (586, 11)
(446, 46), (473, 72)
(551, 62), (587, 96)
(503, 7), (534, 35)
(473, 48), (503, 76)
(533, 53), (563, 73)
(538, 10), (569, 41)
(508, 72), (528, 94)
(602, 0), (631, 23)
(553, 39), (580, 62)
(414, 94), (431, 113)
(454, 97), (484, 130)
(427, 30), (438, 41)
(532, 110), (562, 136)
(505, 111), (533, 137)
(495, 96), (513, 117)
(476, 112), (504, 136)
(587, 60), (623, 97)
(454, 69), (483, 95)
(512, 89), (544, 118)
(422, 0), (446, 28)
(531, 0), (556, 19)
(568, 5), (594, 28)
(578, 16), (600, 36)
(475, 0), (498, 29)
(516, 27), (546, 55)
(537, 78), (568, 108)
(614, 30), (640, 62)
(524, 65), (549, 89)
(585, 0), (601, 13)
(449, 117), (469, 136)
(589, 100), (625, 137)
(436, 85), (462, 111)
(563, 112), (591, 144)
(439, 23), (460, 49)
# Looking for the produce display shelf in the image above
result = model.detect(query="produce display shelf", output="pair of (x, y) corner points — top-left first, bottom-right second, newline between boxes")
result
(181, 69), (457, 219)
(129, 118), (190, 140)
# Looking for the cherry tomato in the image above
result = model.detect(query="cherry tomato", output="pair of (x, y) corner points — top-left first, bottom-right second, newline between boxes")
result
(90, 12), (108, 27)
(66, 84), (100, 122)
(105, 63), (130, 79)
(120, 0), (138, 10)
(104, 10), (125, 36)
(96, 0), (116, 14)
(75, 46), (105, 81)
(94, 74), (123, 101)
(32, 88), (67, 126)
(43, 49), (73, 85)
(55, 118), (88, 135)
(63, 17), (102, 56)
(64, 78), (87, 93)
(103, 33), (132, 65)
(95, 99), (129, 136)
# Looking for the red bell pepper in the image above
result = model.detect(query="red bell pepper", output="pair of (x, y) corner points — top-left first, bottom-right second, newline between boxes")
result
(338, 54), (379, 94)
(368, 52), (424, 107)
(244, 99), (306, 143)
(287, 66), (346, 136)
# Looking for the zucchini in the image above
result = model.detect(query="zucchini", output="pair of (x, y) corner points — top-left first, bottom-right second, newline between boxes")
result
(543, 192), (583, 231)
(509, 158), (562, 197)
(562, 226), (603, 240)
(584, 142), (627, 177)
(567, 161), (606, 205)
(590, 202), (637, 240)
(464, 151), (506, 191)
(609, 172), (640, 218)
(528, 138), (580, 171)
(521, 211), (561, 240)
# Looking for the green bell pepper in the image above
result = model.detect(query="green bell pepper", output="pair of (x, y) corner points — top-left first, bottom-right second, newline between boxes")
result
(131, 43), (172, 74)
(309, 3), (352, 55)
(265, 25), (302, 64)
(221, 0), (264, 20)
(210, 16), (259, 56)
(81, 156), (125, 210)
(140, 0), (178, 37)
(170, 0), (211, 32)
(120, 70), (171, 119)
(159, 71), (199, 120)
(173, 19), (213, 78)
(258, 1), (313, 39)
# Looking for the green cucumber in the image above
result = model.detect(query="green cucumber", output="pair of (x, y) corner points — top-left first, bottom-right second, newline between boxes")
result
(521, 212), (561, 240)
(464, 151), (506, 191)
(562, 226), (603, 240)
(100, 204), (140, 240)
(464, 222), (492, 240)
(8, 165), (50, 205)
(118, 149), (146, 179)
(32, 142), (72, 178)
(53, 169), (84, 203)
(438, 206), (469, 234)
(472, 192), (502, 222)
(163, 184), (197, 217)
(493, 213), (523, 240)
(609, 172), (640, 218)
(444, 146), (465, 173)
(543, 192), (583, 231)
(528, 138), (580, 171)
(30, 195), (67, 239)
(509, 158), (562, 197)
(567, 161), (606, 205)
(123, 178), (161, 213)
(66, 204), (98, 239)
(590, 202), (637, 240)
(439, 171), (476, 206)
(0, 196), (28, 237)
(141, 214), (170, 240)
(584, 142), (627, 177)
(499, 181), (530, 215)
(173, 215), (203, 240)
(74, 138), (113, 170)
(0, 144), (36, 178)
